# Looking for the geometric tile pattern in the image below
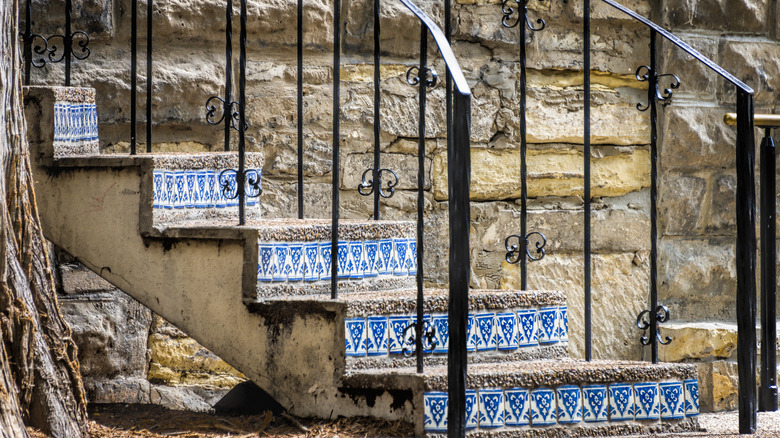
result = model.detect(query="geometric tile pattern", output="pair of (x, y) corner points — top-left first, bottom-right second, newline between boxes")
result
(152, 169), (261, 209)
(423, 379), (699, 432)
(260, 238), (416, 284)
(54, 101), (99, 144)
(345, 307), (567, 357)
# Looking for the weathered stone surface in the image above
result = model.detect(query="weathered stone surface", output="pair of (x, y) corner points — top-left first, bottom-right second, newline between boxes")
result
(697, 361), (740, 413)
(661, 0), (770, 34)
(60, 263), (116, 295)
(659, 35), (721, 101)
(500, 253), (649, 361)
(658, 171), (707, 236)
(84, 378), (151, 404)
(60, 290), (152, 380)
(718, 40), (780, 106)
(659, 106), (736, 171)
(150, 385), (231, 412)
(341, 153), (432, 190)
(659, 322), (738, 363)
(658, 238), (736, 321)
(432, 146), (650, 201)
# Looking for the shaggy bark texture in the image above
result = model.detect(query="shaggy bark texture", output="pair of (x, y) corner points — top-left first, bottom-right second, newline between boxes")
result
(0, 0), (88, 436)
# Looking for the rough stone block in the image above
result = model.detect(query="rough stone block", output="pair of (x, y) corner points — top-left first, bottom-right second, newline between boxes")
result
(661, 0), (769, 34)
(147, 331), (246, 387)
(718, 41), (780, 106)
(150, 385), (232, 412)
(84, 378), (151, 404)
(60, 264), (116, 295)
(660, 106), (736, 171)
(341, 153), (432, 191)
(658, 171), (707, 236)
(659, 322), (738, 363)
(659, 35), (720, 100)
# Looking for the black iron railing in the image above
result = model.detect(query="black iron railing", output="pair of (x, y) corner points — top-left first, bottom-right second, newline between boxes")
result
(21, 0), (90, 86)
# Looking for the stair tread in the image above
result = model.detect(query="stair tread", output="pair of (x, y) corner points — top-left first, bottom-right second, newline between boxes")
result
(344, 359), (697, 391)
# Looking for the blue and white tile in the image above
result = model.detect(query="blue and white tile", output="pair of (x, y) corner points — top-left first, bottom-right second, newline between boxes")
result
(152, 171), (164, 208)
(634, 382), (660, 420)
(684, 379), (699, 417)
(393, 238), (409, 276)
(366, 316), (388, 356)
(388, 315), (412, 354)
(349, 241), (364, 279)
(164, 172), (175, 209)
(582, 385), (608, 423)
(288, 243), (304, 282)
(195, 171), (209, 208)
(517, 309), (538, 347)
(364, 240), (379, 278)
(659, 381), (685, 419)
(337, 240), (351, 279)
(537, 307), (559, 344)
(272, 244), (291, 282)
(174, 172), (187, 209)
(424, 392), (448, 432)
(303, 242), (320, 281)
(185, 173), (197, 208)
(556, 385), (582, 424)
(608, 383), (635, 421)
(465, 390), (478, 429)
(257, 244), (275, 282)
(466, 314), (477, 352)
(496, 311), (520, 351)
(475, 313), (497, 351)
(557, 306), (568, 342)
(320, 242), (333, 281)
(344, 318), (367, 357)
(432, 314), (449, 354)
(504, 388), (530, 426)
(377, 239), (393, 276)
(408, 240), (418, 276)
(409, 315), (433, 354)
(530, 388), (557, 426)
(478, 389), (504, 428)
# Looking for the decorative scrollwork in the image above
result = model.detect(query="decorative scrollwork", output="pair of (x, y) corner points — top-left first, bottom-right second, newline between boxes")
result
(636, 305), (672, 346)
(205, 96), (245, 131)
(357, 168), (399, 199)
(406, 66), (437, 88)
(401, 321), (437, 357)
(24, 31), (90, 69)
(218, 168), (263, 200)
(505, 231), (547, 264)
(501, 0), (546, 32)
(635, 65), (681, 112)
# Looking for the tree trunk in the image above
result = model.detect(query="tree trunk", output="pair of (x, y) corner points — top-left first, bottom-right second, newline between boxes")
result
(0, 0), (88, 436)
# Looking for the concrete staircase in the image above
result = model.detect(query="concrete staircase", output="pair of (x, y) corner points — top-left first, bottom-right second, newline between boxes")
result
(25, 85), (702, 436)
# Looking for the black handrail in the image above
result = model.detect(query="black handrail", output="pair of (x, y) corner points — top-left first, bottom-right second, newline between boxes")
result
(397, 0), (472, 435)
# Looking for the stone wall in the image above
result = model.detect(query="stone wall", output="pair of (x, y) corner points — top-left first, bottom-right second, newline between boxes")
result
(26, 0), (780, 413)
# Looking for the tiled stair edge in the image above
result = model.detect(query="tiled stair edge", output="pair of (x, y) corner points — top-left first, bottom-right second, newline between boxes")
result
(24, 86), (99, 159)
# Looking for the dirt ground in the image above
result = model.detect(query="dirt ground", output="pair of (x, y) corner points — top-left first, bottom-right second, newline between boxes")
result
(26, 404), (415, 438)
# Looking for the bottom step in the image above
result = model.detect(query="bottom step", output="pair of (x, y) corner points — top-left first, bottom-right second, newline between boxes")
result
(344, 359), (700, 436)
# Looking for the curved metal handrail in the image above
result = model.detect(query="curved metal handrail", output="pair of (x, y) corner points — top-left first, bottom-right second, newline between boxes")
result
(599, 0), (753, 94)
(398, 0), (472, 96)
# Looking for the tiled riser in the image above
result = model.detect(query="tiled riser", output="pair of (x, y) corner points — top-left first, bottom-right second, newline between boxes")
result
(423, 379), (699, 432)
(345, 306), (567, 357)
(54, 102), (98, 143)
(258, 238), (417, 283)
(152, 169), (261, 209)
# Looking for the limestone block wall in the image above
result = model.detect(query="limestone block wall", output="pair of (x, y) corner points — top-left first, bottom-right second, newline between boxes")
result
(24, 0), (780, 412)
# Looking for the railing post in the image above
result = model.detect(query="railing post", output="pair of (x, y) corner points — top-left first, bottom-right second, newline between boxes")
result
(237, 0), (247, 225)
(225, 0), (233, 152)
(297, 0), (304, 218)
(759, 126), (777, 412)
(447, 91), (470, 438)
(414, 23), (428, 375)
(64, 0), (72, 85)
(583, 0), (592, 362)
(24, 0), (32, 85)
(735, 87), (757, 434)
(330, 0), (341, 299)
(130, 0), (137, 155)
(146, 0), (153, 152)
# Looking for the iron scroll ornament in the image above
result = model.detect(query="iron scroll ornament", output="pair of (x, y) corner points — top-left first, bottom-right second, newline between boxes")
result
(401, 321), (437, 357)
(24, 31), (90, 68)
(635, 65), (681, 112)
(205, 96), (246, 132)
(218, 169), (263, 200)
(505, 231), (547, 263)
(406, 66), (438, 89)
(358, 168), (400, 198)
(636, 305), (672, 346)
(501, 0), (546, 31)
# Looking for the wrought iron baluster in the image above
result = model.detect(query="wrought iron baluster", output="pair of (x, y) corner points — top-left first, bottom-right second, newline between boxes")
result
(760, 127), (778, 412)
(372, 0), (381, 220)
(331, 0), (341, 299)
(297, 0), (304, 218)
(146, 0), (152, 152)
(238, 0), (247, 224)
(583, 0), (592, 363)
(225, 0), (233, 152)
(23, 0), (32, 85)
(131, 0), (137, 154)
(65, 0), (71, 84)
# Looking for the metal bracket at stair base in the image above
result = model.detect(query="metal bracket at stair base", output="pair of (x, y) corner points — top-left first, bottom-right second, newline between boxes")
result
(636, 305), (672, 347)
(218, 168), (262, 200)
(505, 231), (547, 264)
(401, 321), (437, 357)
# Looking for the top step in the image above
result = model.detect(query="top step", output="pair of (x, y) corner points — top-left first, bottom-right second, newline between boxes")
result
(24, 86), (99, 158)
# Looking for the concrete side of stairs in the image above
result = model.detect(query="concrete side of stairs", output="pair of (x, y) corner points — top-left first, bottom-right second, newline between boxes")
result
(25, 86), (414, 422)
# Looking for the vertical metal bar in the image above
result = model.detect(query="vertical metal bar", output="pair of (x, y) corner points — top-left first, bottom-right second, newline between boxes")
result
(297, 0), (304, 218)
(130, 0), (137, 155)
(736, 87), (757, 434)
(24, 0), (32, 85)
(583, 0), (592, 362)
(225, 0), (233, 152)
(447, 91), (470, 438)
(518, 10), (528, 291)
(331, 0), (341, 299)
(64, 0), (72, 85)
(372, 0), (381, 220)
(444, 0), (452, 171)
(415, 23), (427, 375)
(238, 0), (247, 225)
(760, 127), (778, 412)
(146, 0), (153, 152)
(648, 29), (659, 364)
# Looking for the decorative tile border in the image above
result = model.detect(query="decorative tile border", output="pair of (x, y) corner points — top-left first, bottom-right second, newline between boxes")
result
(423, 379), (699, 432)
(54, 101), (99, 144)
(259, 238), (416, 284)
(152, 169), (261, 210)
(345, 306), (567, 357)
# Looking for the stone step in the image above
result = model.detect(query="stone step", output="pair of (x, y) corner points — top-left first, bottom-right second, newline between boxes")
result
(343, 359), (700, 435)
(25, 86), (99, 158)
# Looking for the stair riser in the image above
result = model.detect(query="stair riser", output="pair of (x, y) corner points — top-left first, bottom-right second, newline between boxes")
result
(423, 379), (699, 433)
(54, 100), (99, 155)
(345, 306), (568, 358)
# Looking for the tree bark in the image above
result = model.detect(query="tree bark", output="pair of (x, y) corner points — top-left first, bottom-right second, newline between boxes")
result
(1, 0), (88, 436)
